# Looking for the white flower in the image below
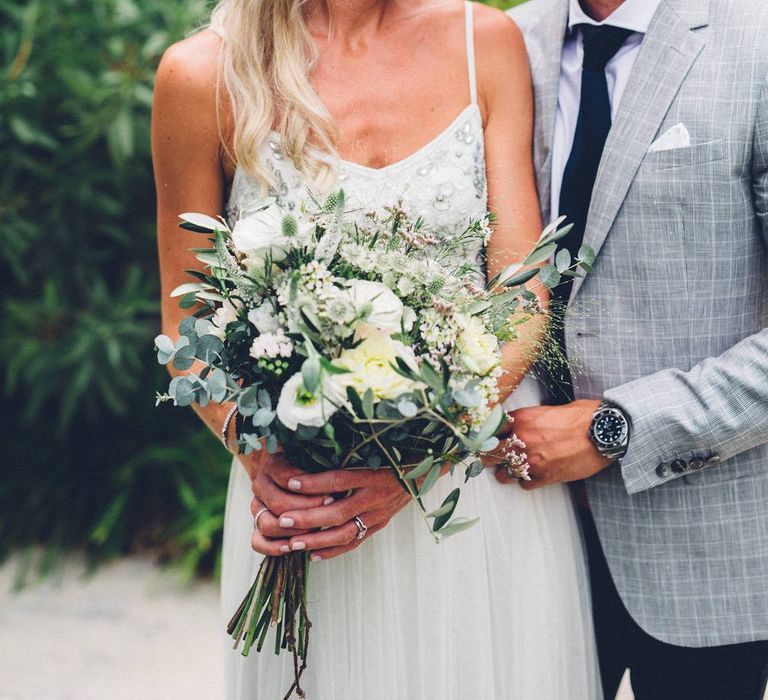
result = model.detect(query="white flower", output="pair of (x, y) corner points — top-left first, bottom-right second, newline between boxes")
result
(231, 204), (313, 261)
(247, 302), (280, 334)
(347, 279), (403, 334)
(397, 276), (415, 297)
(455, 315), (500, 376)
(209, 299), (241, 340)
(276, 372), (344, 431)
(402, 306), (417, 332)
(249, 329), (293, 360)
(335, 328), (420, 401)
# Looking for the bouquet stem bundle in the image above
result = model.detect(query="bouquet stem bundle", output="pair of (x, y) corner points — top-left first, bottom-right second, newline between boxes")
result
(227, 552), (311, 699)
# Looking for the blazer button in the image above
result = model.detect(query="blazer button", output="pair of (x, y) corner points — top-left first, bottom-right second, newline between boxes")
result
(671, 459), (688, 473)
(656, 463), (672, 478)
(688, 458), (705, 471)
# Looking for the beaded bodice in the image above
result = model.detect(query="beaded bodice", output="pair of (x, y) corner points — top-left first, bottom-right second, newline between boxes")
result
(227, 103), (486, 253)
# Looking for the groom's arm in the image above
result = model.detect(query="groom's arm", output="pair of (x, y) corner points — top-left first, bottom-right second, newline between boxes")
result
(603, 73), (768, 495)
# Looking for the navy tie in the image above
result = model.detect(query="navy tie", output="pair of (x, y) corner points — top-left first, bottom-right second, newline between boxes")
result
(548, 24), (633, 404)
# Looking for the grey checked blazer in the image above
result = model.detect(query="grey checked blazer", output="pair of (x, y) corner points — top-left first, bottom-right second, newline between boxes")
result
(510, 0), (768, 647)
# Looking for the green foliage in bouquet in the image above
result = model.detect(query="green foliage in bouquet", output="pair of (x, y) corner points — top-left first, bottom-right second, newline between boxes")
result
(155, 190), (590, 697)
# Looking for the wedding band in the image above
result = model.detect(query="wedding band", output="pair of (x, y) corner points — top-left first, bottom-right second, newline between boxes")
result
(254, 506), (269, 532)
(353, 516), (368, 541)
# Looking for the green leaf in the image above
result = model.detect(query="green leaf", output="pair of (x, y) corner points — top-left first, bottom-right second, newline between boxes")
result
(430, 488), (460, 531)
(438, 517), (480, 539)
(320, 357), (351, 375)
(501, 267), (539, 288)
(346, 386), (364, 416)
(522, 242), (557, 267)
(301, 356), (321, 395)
(539, 264), (561, 289)
(396, 399), (418, 417)
(179, 212), (224, 233)
(362, 388), (375, 420)
(464, 460), (484, 482)
(578, 243), (596, 266)
(555, 248), (571, 273)
(406, 455), (434, 480)
(418, 463), (442, 497)
(420, 361), (444, 392)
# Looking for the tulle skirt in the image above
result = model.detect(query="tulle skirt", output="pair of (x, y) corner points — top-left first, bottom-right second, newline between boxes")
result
(221, 377), (601, 699)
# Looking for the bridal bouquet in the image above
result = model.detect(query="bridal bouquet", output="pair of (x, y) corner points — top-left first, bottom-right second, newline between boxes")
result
(155, 191), (586, 698)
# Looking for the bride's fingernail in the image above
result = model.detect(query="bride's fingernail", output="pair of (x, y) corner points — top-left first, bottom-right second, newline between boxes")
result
(310, 554), (322, 562)
(279, 517), (295, 528)
(322, 496), (335, 506)
(288, 478), (302, 491)
(279, 545), (290, 553)
(291, 541), (306, 551)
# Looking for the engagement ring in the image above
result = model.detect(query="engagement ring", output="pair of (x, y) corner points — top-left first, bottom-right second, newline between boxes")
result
(353, 516), (368, 541)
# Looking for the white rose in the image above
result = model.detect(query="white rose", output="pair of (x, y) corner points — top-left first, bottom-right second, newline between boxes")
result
(247, 302), (280, 334)
(209, 299), (241, 340)
(455, 316), (500, 376)
(231, 205), (313, 261)
(335, 329), (420, 401)
(347, 279), (403, 334)
(276, 372), (344, 431)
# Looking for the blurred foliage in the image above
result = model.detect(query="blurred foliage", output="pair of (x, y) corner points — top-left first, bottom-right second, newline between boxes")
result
(0, 0), (525, 582)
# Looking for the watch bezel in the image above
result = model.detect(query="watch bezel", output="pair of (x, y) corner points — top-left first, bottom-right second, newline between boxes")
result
(589, 402), (630, 459)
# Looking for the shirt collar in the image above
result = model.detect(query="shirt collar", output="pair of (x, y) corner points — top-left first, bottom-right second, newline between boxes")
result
(567, 0), (662, 34)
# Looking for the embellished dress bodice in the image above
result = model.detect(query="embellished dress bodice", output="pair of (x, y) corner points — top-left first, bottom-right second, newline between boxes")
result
(226, 103), (487, 251)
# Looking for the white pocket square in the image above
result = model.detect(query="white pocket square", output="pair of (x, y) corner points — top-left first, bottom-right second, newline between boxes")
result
(648, 123), (691, 153)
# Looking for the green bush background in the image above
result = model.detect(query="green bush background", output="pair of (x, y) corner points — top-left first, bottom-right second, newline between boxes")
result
(0, 0), (524, 580)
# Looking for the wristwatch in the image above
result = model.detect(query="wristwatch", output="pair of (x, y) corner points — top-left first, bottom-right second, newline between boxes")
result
(588, 401), (630, 461)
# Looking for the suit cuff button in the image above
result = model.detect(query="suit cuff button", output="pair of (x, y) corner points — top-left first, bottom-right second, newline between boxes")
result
(705, 453), (721, 466)
(688, 458), (705, 471)
(656, 463), (672, 478)
(671, 459), (688, 474)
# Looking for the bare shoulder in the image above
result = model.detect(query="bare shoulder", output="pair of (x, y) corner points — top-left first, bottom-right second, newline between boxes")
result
(472, 3), (528, 66)
(155, 29), (222, 104)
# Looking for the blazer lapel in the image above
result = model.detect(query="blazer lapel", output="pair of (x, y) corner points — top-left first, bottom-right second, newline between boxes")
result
(569, 0), (708, 301)
(528, 0), (568, 223)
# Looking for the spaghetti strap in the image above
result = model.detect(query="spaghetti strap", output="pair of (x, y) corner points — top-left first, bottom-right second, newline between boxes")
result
(465, 1), (477, 106)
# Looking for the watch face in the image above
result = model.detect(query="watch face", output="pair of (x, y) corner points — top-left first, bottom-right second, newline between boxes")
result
(594, 410), (627, 447)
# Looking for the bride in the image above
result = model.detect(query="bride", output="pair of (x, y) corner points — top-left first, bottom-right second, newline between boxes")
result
(153, 0), (600, 698)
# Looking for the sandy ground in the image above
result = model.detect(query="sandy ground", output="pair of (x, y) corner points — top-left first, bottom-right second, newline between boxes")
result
(0, 555), (637, 700)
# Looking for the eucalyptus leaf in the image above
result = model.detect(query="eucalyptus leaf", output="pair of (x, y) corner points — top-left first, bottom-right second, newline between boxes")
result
(362, 388), (375, 420)
(464, 460), (484, 482)
(539, 264), (561, 289)
(418, 463), (442, 497)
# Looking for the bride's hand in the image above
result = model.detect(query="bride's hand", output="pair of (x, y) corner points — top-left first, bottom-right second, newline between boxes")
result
(248, 451), (333, 557)
(254, 465), (411, 561)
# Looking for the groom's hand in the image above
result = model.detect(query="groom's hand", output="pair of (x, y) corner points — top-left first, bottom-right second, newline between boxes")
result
(494, 400), (613, 489)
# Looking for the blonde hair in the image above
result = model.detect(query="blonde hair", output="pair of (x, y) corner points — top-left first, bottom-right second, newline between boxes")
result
(210, 0), (337, 192)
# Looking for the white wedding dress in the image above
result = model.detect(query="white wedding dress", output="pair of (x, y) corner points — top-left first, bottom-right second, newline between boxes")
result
(220, 5), (600, 698)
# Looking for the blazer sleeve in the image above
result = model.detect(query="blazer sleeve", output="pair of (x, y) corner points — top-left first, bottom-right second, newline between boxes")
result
(603, 72), (768, 495)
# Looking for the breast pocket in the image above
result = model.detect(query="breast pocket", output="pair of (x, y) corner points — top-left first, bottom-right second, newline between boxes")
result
(643, 139), (726, 171)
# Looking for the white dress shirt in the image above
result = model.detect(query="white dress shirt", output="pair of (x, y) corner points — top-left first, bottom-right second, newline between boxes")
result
(550, 0), (663, 219)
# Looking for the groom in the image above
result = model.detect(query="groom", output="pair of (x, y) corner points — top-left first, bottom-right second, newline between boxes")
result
(499, 0), (768, 697)
(250, 0), (768, 697)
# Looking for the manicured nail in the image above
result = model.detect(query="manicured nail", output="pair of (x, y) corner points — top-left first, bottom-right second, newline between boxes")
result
(279, 517), (295, 528)
(310, 554), (322, 562)
(279, 545), (290, 553)
(322, 496), (335, 506)
(291, 541), (306, 551)
(288, 478), (302, 491)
